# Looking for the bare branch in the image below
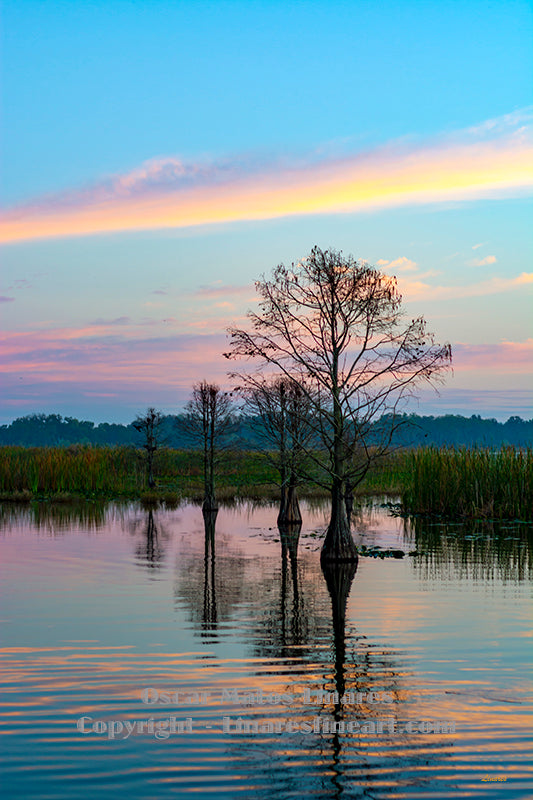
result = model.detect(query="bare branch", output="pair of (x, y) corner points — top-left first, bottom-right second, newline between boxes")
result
(225, 246), (452, 562)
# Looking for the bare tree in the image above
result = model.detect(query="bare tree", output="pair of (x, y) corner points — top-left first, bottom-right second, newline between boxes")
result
(185, 381), (234, 512)
(132, 407), (165, 489)
(238, 376), (314, 525)
(225, 246), (452, 563)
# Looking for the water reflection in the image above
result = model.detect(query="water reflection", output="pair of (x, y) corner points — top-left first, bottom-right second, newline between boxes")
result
(320, 559), (358, 799)
(129, 508), (168, 571)
(202, 508), (218, 633)
(322, 559), (358, 701)
(0, 500), (113, 533)
(172, 509), (458, 799)
(404, 515), (533, 582)
(278, 523), (305, 652)
(175, 513), (248, 639)
(1, 500), (531, 799)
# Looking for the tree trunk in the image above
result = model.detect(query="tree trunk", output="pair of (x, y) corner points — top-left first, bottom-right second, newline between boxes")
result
(147, 450), (155, 489)
(323, 344), (357, 562)
(344, 479), (354, 526)
(277, 477), (302, 525)
(321, 478), (358, 562)
(202, 467), (218, 511)
(203, 435), (218, 512)
(202, 492), (218, 512)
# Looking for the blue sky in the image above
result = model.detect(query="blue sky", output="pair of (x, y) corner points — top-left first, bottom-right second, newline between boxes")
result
(1, 0), (532, 422)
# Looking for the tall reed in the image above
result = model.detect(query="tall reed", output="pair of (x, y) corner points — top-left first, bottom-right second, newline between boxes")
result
(0, 446), (146, 496)
(402, 446), (533, 519)
(1, 444), (531, 518)
(0, 446), (280, 498)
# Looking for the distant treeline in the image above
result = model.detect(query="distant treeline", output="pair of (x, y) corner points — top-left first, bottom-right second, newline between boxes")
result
(0, 411), (532, 448)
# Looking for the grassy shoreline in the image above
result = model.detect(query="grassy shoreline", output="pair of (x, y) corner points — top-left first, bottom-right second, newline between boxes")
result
(0, 445), (531, 521)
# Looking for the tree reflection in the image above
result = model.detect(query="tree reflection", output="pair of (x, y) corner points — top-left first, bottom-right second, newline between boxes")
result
(321, 559), (358, 702)
(320, 558), (358, 798)
(278, 522), (303, 650)
(129, 508), (167, 571)
(404, 515), (533, 582)
(202, 508), (218, 632)
(171, 502), (460, 797)
(175, 515), (248, 639)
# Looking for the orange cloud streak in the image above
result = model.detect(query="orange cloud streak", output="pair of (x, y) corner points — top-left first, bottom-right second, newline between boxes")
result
(1, 117), (532, 243)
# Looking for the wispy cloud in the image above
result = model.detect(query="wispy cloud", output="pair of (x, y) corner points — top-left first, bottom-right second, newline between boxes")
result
(452, 339), (533, 372)
(0, 326), (230, 386)
(412, 387), (532, 420)
(2, 323), (531, 423)
(1, 110), (532, 243)
(377, 255), (529, 300)
(397, 271), (533, 301)
(2, 314), (531, 387)
(0, 296), (15, 303)
(468, 254), (497, 267)
(376, 256), (418, 272)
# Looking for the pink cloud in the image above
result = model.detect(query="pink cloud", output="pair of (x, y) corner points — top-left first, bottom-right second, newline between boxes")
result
(0, 326), (231, 389)
(1, 321), (531, 421)
(452, 339), (533, 372)
(1, 110), (532, 243)
(2, 316), (531, 408)
(89, 316), (132, 326)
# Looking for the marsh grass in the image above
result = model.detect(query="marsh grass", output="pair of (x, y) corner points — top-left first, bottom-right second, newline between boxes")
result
(403, 446), (533, 520)
(0, 445), (145, 497)
(0, 446), (285, 500)
(0, 444), (530, 519)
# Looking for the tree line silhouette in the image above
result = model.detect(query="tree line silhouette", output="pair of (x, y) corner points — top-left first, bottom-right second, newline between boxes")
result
(2, 409), (530, 449)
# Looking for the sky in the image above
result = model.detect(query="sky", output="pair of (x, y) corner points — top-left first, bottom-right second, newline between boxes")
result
(1, 0), (532, 424)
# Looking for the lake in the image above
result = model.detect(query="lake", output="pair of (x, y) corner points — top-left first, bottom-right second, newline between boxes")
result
(1, 499), (532, 799)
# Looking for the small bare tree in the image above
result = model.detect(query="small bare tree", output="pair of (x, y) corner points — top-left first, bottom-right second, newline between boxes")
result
(132, 407), (165, 489)
(225, 246), (452, 564)
(238, 376), (314, 525)
(185, 381), (234, 512)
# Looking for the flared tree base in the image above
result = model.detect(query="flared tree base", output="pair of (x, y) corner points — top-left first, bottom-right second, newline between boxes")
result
(202, 495), (218, 513)
(277, 485), (302, 526)
(321, 486), (359, 563)
(320, 541), (359, 564)
(320, 523), (358, 564)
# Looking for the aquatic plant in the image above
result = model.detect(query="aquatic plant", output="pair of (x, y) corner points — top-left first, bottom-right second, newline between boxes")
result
(402, 446), (533, 520)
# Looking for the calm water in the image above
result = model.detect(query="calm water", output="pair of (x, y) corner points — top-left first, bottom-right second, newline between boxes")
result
(1, 499), (532, 799)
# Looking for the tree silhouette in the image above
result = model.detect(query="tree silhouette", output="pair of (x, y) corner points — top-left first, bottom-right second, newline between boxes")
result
(184, 381), (234, 511)
(226, 246), (452, 563)
(238, 376), (315, 524)
(132, 407), (165, 489)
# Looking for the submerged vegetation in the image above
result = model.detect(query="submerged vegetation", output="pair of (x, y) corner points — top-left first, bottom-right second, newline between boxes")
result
(0, 444), (531, 521)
